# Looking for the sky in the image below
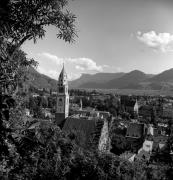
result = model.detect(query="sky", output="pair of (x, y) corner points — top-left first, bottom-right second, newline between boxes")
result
(22, 0), (173, 80)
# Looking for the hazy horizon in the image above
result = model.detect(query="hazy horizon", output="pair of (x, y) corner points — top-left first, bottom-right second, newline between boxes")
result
(34, 66), (172, 81)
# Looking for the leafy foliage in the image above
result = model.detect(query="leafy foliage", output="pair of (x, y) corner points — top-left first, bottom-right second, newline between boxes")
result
(0, 0), (76, 94)
(0, 95), (15, 158)
(0, 0), (77, 46)
(0, 48), (37, 95)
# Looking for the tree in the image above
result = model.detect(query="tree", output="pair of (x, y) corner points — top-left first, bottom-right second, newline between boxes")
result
(0, 0), (77, 93)
(0, 1), (77, 177)
(1, 49), (37, 95)
(0, 0), (76, 48)
(0, 93), (16, 167)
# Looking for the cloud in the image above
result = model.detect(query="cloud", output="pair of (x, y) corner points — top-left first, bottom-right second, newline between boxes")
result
(68, 57), (103, 72)
(36, 52), (111, 80)
(37, 66), (80, 80)
(38, 53), (104, 72)
(38, 52), (63, 65)
(137, 31), (173, 52)
(37, 66), (58, 79)
(75, 65), (85, 71)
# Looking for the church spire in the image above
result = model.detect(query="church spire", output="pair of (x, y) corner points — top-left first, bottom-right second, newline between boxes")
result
(56, 63), (69, 125)
(61, 62), (65, 74)
(58, 63), (67, 86)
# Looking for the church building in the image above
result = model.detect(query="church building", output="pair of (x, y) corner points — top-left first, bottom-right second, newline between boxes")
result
(55, 64), (69, 126)
(55, 64), (110, 151)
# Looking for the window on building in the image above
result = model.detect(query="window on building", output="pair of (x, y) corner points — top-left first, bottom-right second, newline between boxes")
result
(59, 87), (64, 93)
(58, 98), (63, 106)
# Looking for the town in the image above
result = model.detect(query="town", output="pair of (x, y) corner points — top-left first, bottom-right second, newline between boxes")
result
(21, 65), (173, 165)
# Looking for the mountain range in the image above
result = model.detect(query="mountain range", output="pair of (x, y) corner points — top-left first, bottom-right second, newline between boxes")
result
(69, 68), (173, 91)
(27, 67), (173, 91)
(26, 67), (57, 91)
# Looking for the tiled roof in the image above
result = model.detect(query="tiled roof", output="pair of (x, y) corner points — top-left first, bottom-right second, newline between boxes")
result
(63, 117), (97, 145)
(126, 123), (144, 138)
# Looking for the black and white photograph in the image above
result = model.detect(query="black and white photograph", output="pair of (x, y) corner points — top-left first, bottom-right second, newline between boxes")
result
(1, 0), (173, 179)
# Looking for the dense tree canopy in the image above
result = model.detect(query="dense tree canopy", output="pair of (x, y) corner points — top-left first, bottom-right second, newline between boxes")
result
(0, 0), (76, 46)
(0, 0), (76, 93)
(0, 1), (77, 177)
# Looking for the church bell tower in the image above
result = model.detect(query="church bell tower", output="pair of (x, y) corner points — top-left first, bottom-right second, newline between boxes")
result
(55, 64), (69, 126)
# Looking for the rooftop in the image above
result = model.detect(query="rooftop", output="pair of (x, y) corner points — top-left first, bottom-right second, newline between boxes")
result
(63, 117), (98, 146)
(126, 123), (145, 138)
